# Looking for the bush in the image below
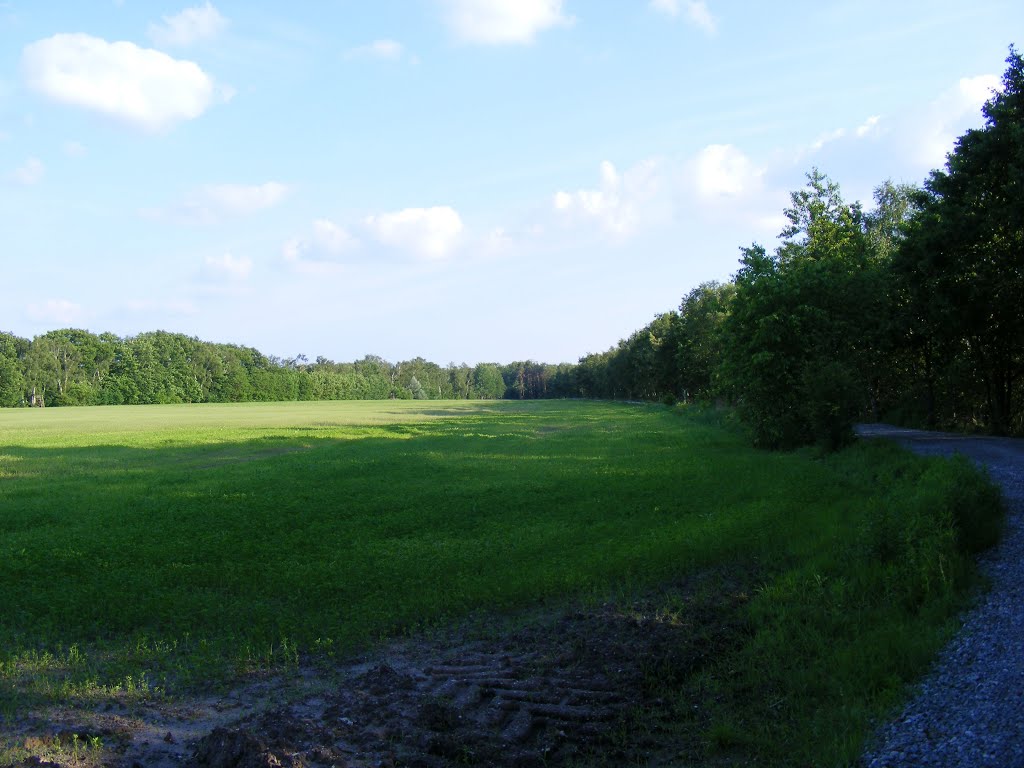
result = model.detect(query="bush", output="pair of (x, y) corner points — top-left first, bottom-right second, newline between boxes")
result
(800, 360), (861, 452)
(856, 445), (1003, 609)
(724, 440), (1004, 764)
(934, 454), (1005, 555)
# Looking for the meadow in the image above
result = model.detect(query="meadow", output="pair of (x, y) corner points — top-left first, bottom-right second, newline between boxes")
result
(0, 400), (1003, 765)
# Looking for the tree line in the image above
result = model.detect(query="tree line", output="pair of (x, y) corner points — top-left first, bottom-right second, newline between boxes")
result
(567, 48), (1024, 447)
(0, 329), (530, 407)
(2, 49), (1020, 449)
(0, 325), (587, 407)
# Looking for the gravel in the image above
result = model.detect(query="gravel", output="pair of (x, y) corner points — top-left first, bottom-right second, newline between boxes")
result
(856, 424), (1024, 768)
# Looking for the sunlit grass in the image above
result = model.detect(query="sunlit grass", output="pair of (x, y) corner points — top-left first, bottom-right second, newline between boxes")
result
(0, 400), (1003, 766)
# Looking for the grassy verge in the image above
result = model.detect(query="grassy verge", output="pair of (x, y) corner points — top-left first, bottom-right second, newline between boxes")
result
(0, 400), (1004, 765)
(680, 438), (1003, 766)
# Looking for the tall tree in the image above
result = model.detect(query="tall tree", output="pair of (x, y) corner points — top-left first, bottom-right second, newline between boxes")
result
(895, 47), (1024, 433)
(0, 332), (28, 407)
(676, 281), (734, 402)
(723, 170), (870, 449)
(472, 363), (506, 399)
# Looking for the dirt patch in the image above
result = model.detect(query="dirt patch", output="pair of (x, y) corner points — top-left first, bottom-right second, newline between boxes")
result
(7, 571), (754, 768)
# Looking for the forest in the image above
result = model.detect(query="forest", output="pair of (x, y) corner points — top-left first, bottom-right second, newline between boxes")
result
(2, 49), (1021, 448)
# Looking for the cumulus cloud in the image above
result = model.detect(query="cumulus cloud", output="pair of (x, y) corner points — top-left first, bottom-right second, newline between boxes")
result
(650, 0), (717, 34)
(694, 144), (764, 200)
(11, 156), (44, 185)
(345, 39), (406, 60)
(365, 206), (464, 259)
(283, 218), (358, 274)
(442, 0), (573, 44)
(21, 33), (215, 132)
(149, 2), (228, 47)
(913, 74), (1000, 168)
(205, 252), (252, 280)
(552, 159), (666, 238)
(555, 161), (629, 235)
(27, 298), (84, 325)
(148, 182), (289, 223)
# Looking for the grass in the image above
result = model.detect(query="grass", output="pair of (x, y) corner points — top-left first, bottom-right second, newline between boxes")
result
(0, 400), (1004, 765)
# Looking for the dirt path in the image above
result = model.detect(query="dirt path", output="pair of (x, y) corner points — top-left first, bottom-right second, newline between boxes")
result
(857, 424), (1024, 767)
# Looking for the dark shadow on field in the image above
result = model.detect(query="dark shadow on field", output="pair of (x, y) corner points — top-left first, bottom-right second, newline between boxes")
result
(0, 412), (697, 690)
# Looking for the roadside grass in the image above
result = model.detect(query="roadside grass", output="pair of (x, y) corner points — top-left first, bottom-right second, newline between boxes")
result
(0, 400), (1004, 765)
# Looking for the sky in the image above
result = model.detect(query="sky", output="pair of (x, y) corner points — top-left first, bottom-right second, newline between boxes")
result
(0, 1), (1019, 365)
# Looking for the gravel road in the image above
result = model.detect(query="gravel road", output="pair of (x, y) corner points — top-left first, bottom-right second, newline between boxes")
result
(856, 424), (1024, 768)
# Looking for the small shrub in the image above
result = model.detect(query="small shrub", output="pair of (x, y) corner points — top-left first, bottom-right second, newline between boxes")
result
(932, 454), (1005, 555)
(799, 360), (861, 452)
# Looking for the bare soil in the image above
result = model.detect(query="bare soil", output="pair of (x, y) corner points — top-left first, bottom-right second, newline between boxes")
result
(6, 570), (754, 768)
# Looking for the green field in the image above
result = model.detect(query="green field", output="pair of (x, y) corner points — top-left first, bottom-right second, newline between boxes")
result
(0, 400), (1003, 765)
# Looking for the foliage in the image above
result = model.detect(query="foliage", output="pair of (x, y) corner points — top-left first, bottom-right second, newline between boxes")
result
(0, 332), (27, 407)
(698, 438), (1002, 766)
(562, 47), (1023, 444)
(892, 47), (1024, 434)
(676, 281), (734, 401)
(472, 363), (506, 399)
(721, 171), (873, 449)
(0, 331), (525, 407)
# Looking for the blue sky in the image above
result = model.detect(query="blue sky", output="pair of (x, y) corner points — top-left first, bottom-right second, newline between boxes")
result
(0, 1), (1018, 364)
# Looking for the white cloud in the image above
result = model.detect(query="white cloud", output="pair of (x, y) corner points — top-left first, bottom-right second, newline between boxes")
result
(365, 206), (464, 259)
(201, 182), (289, 214)
(22, 33), (215, 132)
(650, 0), (717, 34)
(310, 218), (357, 253)
(694, 144), (764, 200)
(283, 218), (358, 274)
(27, 298), (84, 325)
(11, 156), (43, 185)
(913, 74), (1000, 168)
(148, 182), (289, 223)
(684, 1), (716, 33)
(552, 159), (666, 238)
(205, 252), (252, 280)
(810, 127), (846, 152)
(149, 2), (228, 47)
(345, 39), (406, 60)
(958, 74), (1000, 106)
(442, 0), (573, 44)
(789, 114), (883, 163)
(855, 115), (881, 138)
(555, 161), (626, 234)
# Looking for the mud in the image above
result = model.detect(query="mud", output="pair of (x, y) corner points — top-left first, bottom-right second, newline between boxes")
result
(7, 571), (753, 768)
